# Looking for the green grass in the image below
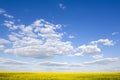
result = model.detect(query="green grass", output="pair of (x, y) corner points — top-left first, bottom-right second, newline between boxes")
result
(0, 72), (120, 80)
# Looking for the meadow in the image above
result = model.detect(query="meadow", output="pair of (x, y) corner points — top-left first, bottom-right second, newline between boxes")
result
(0, 72), (120, 80)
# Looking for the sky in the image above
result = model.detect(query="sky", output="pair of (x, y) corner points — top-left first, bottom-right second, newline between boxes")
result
(0, 0), (120, 72)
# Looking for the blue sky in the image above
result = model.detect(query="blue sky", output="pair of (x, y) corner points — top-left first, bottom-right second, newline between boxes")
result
(0, 0), (120, 71)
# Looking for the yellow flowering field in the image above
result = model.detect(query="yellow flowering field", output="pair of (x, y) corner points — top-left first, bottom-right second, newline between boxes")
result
(0, 72), (120, 80)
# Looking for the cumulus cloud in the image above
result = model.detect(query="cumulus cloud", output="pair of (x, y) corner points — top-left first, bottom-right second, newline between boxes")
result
(59, 3), (66, 10)
(0, 57), (28, 65)
(90, 39), (114, 46)
(74, 38), (114, 56)
(0, 8), (115, 59)
(1, 20), (115, 59)
(75, 45), (101, 56)
(84, 58), (119, 65)
(3, 19), (73, 58)
(0, 8), (119, 72)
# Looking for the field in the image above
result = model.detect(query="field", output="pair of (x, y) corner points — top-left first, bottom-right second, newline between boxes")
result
(0, 72), (120, 80)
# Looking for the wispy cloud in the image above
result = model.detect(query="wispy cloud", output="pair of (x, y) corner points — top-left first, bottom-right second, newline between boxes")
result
(0, 38), (10, 51)
(38, 62), (68, 66)
(0, 45), (4, 51)
(0, 38), (10, 44)
(3, 13), (14, 18)
(68, 35), (75, 39)
(106, 66), (120, 72)
(112, 32), (119, 36)
(59, 3), (66, 10)
(3, 20), (17, 30)
(92, 54), (104, 59)
(84, 57), (119, 65)
(0, 8), (5, 14)
(0, 57), (28, 65)
(0, 8), (14, 18)
(38, 61), (84, 67)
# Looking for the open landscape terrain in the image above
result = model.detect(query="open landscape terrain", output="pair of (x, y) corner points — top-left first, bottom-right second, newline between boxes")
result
(0, 1), (120, 80)
(0, 72), (120, 80)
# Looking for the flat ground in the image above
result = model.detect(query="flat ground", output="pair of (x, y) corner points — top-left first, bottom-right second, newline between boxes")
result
(0, 72), (120, 80)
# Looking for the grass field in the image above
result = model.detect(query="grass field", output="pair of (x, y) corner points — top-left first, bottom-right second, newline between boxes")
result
(0, 72), (120, 80)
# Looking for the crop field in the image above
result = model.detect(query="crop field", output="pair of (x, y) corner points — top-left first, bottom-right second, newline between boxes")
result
(0, 72), (120, 80)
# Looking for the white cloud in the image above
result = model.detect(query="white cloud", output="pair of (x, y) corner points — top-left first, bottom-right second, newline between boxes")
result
(0, 8), (14, 18)
(1, 21), (115, 59)
(74, 53), (83, 56)
(38, 61), (84, 67)
(4, 41), (73, 58)
(112, 32), (119, 36)
(75, 45), (101, 56)
(0, 8), (119, 72)
(69, 63), (84, 67)
(0, 8), (5, 14)
(106, 67), (120, 71)
(4, 19), (74, 58)
(75, 38), (114, 56)
(90, 39), (114, 46)
(3, 13), (14, 18)
(3, 20), (18, 30)
(0, 38), (10, 44)
(32, 19), (45, 27)
(19, 25), (37, 38)
(38, 62), (68, 66)
(92, 54), (103, 59)
(84, 58), (119, 65)
(69, 35), (75, 39)
(8, 34), (19, 41)
(0, 45), (4, 51)
(0, 57), (28, 65)
(59, 3), (66, 10)
(0, 9), (116, 60)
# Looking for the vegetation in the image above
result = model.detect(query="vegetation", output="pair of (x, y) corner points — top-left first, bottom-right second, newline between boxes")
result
(0, 72), (120, 80)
